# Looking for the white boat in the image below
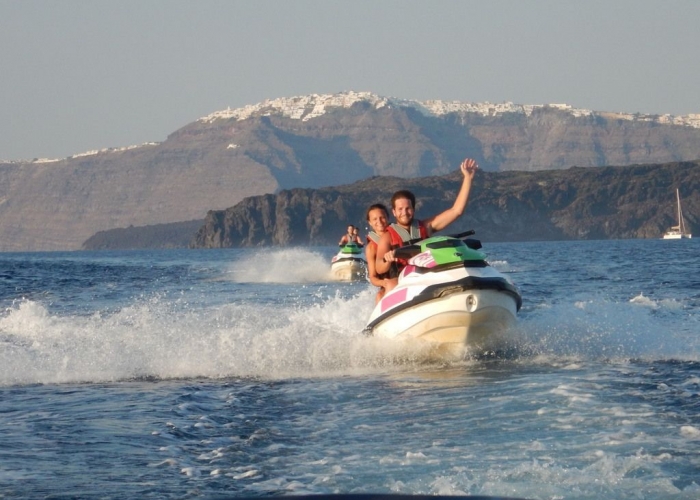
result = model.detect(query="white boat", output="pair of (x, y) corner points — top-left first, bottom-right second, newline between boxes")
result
(330, 242), (367, 281)
(364, 232), (521, 357)
(663, 188), (692, 239)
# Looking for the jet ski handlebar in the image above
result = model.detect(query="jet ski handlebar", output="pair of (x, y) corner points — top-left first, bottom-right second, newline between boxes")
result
(449, 230), (476, 239)
(393, 230), (480, 259)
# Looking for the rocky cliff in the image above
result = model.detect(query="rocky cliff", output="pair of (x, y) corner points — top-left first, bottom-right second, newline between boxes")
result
(191, 161), (700, 247)
(82, 220), (203, 250)
(3, 91), (700, 251)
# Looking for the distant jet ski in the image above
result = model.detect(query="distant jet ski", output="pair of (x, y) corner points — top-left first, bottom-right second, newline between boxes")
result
(364, 231), (522, 357)
(330, 242), (367, 281)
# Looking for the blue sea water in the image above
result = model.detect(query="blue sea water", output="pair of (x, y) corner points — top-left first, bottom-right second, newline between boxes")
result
(1, 239), (699, 499)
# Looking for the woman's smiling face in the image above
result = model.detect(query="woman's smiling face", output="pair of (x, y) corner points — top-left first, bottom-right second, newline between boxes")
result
(368, 208), (388, 234)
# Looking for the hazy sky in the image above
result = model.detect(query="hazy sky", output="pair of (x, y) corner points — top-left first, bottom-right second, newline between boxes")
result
(2, 0), (699, 161)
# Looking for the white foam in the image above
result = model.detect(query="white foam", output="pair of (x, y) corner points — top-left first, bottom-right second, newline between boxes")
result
(0, 287), (446, 386)
(3, 254), (699, 386)
(225, 248), (334, 283)
(680, 425), (700, 438)
(629, 293), (658, 308)
(487, 260), (513, 273)
(514, 294), (700, 363)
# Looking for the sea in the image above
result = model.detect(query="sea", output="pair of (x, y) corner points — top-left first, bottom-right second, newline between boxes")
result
(1, 238), (699, 500)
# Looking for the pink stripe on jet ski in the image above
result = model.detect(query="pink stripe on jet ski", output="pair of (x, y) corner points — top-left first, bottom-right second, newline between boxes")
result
(381, 288), (407, 313)
(402, 264), (416, 275)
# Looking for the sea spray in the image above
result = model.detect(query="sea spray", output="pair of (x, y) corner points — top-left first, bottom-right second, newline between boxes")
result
(225, 247), (335, 283)
(0, 288), (449, 385)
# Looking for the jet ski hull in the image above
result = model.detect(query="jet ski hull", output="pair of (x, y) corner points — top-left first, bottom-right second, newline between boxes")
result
(369, 287), (518, 351)
(331, 242), (367, 282)
(365, 264), (521, 356)
(330, 258), (367, 281)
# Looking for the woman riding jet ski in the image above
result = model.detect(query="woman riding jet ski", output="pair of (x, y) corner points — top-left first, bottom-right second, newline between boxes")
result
(364, 231), (522, 355)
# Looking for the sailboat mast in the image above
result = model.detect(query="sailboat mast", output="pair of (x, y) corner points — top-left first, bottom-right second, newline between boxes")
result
(677, 188), (686, 234)
(663, 188), (691, 239)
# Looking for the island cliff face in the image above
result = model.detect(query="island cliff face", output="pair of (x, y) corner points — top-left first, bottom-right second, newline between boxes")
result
(4, 91), (700, 251)
(191, 161), (700, 247)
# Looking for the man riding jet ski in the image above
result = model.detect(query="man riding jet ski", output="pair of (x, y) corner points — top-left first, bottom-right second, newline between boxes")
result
(368, 158), (521, 355)
(374, 157), (479, 290)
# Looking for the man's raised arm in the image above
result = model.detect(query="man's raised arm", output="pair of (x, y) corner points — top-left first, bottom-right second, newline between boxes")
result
(424, 158), (478, 234)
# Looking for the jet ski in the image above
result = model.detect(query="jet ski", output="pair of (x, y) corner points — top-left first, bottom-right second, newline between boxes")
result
(364, 231), (521, 356)
(330, 242), (367, 281)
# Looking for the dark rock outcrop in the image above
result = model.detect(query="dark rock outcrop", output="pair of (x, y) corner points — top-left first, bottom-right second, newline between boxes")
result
(82, 220), (203, 250)
(191, 161), (700, 246)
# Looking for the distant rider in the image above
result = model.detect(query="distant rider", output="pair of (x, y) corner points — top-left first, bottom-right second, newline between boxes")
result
(339, 225), (363, 246)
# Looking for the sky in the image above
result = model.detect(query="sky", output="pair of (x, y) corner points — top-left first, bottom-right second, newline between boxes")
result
(2, 0), (699, 161)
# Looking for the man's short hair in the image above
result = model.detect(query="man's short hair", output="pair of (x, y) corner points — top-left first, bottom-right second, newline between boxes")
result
(391, 190), (416, 209)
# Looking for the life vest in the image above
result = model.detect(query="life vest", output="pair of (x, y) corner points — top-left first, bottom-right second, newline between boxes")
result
(366, 231), (389, 281)
(387, 221), (428, 246)
(366, 231), (381, 247)
(386, 221), (428, 273)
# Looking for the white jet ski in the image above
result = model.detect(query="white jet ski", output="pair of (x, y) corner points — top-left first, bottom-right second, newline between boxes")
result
(364, 231), (521, 356)
(330, 242), (367, 281)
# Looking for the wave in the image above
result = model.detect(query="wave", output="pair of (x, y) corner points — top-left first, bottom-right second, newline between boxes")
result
(513, 292), (700, 363)
(0, 289), (440, 386)
(1, 282), (698, 386)
(223, 248), (337, 283)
